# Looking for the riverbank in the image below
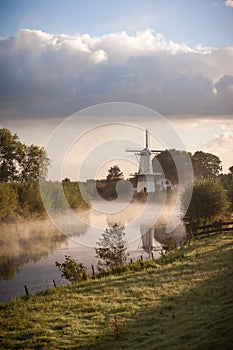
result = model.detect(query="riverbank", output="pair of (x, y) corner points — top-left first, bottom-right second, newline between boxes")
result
(0, 232), (232, 349)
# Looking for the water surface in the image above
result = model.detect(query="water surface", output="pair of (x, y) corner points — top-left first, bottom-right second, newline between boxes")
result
(0, 201), (185, 303)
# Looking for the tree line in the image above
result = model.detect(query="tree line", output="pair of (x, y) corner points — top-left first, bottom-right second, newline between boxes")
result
(152, 148), (232, 187)
(1, 128), (232, 222)
(0, 128), (88, 221)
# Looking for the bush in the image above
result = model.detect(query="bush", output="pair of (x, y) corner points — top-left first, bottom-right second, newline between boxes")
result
(55, 255), (88, 284)
(161, 237), (177, 255)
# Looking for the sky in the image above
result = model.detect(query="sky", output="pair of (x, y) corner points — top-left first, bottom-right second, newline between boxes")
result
(0, 0), (233, 179)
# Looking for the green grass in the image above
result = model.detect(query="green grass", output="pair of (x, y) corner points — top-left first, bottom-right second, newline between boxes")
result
(0, 233), (233, 349)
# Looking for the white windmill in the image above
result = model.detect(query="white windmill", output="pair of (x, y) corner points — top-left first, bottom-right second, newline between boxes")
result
(126, 130), (163, 193)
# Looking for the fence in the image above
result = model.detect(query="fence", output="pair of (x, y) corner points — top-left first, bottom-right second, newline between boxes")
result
(191, 220), (233, 238)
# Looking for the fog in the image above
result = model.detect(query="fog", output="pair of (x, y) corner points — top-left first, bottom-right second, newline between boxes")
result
(0, 220), (66, 279)
(42, 192), (187, 249)
(0, 197), (186, 273)
(0, 197), (187, 301)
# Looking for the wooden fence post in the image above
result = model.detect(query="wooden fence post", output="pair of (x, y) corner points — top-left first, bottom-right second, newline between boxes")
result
(91, 265), (95, 277)
(24, 285), (30, 297)
(53, 279), (58, 288)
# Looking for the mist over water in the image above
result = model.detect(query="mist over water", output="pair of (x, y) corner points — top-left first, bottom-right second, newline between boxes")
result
(0, 220), (66, 279)
(0, 198), (186, 303)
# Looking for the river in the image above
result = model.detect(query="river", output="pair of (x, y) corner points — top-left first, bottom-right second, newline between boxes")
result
(0, 201), (186, 303)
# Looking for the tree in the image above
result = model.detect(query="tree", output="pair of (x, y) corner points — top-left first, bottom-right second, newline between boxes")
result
(62, 181), (89, 210)
(96, 165), (124, 200)
(227, 187), (233, 213)
(55, 255), (87, 284)
(153, 149), (192, 184)
(0, 128), (50, 182)
(20, 144), (50, 182)
(192, 151), (222, 180)
(14, 182), (45, 216)
(218, 174), (232, 190)
(227, 167), (233, 212)
(0, 183), (18, 221)
(95, 224), (128, 269)
(153, 150), (177, 184)
(181, 178), (230, 228)
(106, 165), (123, 181)
(0, 128), (23, 182)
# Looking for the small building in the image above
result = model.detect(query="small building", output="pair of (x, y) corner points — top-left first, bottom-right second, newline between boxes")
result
(155, 178), (174, 191)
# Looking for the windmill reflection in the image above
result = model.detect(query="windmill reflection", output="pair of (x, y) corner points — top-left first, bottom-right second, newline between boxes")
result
(140, 226), (162, 257)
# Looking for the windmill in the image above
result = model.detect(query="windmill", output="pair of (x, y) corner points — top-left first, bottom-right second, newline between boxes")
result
(126, 130), (163, 193)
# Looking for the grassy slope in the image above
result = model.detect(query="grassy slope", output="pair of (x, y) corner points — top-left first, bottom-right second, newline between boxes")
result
(0, 233), (233, 350)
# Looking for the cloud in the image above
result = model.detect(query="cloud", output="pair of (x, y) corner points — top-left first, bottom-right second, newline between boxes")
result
(90, 49), (108, 63)
(225, 0), (233, 8)
(0, 29), (233, 120)
(201, 129), (233, 172)
(206, 131), (233, 151)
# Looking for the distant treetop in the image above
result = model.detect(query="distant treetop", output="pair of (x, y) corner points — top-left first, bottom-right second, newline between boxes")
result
(106, 165), (124, 181)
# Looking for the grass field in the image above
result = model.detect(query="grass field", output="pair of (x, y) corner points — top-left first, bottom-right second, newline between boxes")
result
(0, 232), (233, 349)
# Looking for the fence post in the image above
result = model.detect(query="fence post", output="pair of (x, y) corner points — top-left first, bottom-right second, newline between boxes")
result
(91, 265), (95, 277)
(24, 285), (30, 297)
(53, 279), (58, 288)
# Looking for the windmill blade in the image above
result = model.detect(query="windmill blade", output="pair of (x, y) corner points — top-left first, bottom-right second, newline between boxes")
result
(126, 149), (142, 153)
(150, 149), (164, 153)
(146, 129), (149, 148)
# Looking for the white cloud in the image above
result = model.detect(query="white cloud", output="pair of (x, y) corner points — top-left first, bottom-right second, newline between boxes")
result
(90, 49), (108, 63)
(0, 29), (233, 120)
(225, 0), (233, 8)
(195, 43), (216, 54)
(206, 131), (233, 150)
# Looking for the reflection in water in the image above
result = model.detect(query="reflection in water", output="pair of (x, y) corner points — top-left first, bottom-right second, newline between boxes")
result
(0, 220), (66, 280)
(54, 210), (89, 238)
(140, 227), (162, 256)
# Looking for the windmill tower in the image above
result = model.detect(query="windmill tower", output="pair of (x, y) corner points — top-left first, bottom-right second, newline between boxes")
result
(126, 130), (163, 193)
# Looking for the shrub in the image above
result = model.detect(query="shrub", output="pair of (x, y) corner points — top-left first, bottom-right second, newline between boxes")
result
(55, 255), (88, 284)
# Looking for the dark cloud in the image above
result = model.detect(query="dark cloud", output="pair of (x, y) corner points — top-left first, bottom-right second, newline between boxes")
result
(0, 29), (233, 121)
